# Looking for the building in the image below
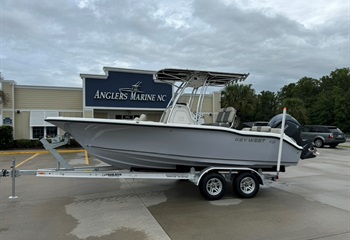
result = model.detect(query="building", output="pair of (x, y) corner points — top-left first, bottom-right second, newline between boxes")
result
(0, 67), (222, 140)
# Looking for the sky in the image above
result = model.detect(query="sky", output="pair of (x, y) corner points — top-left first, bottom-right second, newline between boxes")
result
(1, 0), (349, 93)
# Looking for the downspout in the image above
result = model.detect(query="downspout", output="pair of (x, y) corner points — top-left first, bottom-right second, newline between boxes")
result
(212, 92), (215, 123)
(11, 82), (15, 139)
(82, 77), (86, 118)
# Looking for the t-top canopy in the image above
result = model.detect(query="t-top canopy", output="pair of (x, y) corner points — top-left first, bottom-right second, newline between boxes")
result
(154, 68), (249, 89)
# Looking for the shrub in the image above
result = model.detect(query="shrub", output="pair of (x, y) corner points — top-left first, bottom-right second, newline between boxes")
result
(15, 139), (32, 149)
(14, 139), (43, 149)
(0, 125), (14, 150)
(31, 140), (44, 149)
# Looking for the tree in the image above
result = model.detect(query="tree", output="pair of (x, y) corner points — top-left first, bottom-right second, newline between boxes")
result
(319, 68), (350, 92)
(0, 126), (14, 150)
(292, 77), (319, 110)
(278, 83), (296, 99)
(279, 98), (308, 124)
(221, 84), (256, 124)
(0, 90), (7, 105)
(255, 91), (278, 121)
(309, 68), (350, 131)
(277, 69), (350, 126)
(0, 72), (8, 105)
(310, 92), (334, 125)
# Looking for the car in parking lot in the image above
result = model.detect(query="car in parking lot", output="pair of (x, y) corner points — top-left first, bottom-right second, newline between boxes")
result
(301, 125), (346, 148)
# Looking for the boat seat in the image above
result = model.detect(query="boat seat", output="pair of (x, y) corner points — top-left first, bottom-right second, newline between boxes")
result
(251, 126), (271, 132)
(245, 126), (282, 134)
(221, 107), (236, 125)
(215, 108), (225, 123)
(203, 107), (236, 127)
(134, 114), (147, 122)
(270, 128), (281, 134)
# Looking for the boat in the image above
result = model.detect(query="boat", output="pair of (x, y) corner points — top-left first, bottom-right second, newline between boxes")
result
(45, 69), (316, 171)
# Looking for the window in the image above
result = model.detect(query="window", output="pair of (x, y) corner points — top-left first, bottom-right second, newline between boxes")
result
(30, 111), (59, 139)
(32, 126), (58, 139)
(32, 127), (44, 139)
(302, 126), (311, 132)
(310, 127), (319, 132)
(46, 127), (58, 138)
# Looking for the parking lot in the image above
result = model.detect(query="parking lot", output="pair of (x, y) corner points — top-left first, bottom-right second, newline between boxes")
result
(0, 145), (349, 240)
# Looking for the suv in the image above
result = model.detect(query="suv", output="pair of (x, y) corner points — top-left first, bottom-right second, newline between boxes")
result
(301, 125), (346, 148)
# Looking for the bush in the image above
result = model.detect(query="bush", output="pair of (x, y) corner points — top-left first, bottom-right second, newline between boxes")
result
(31, 140), (44, 149)
(15, 139), (32, 149)
(14, 139), (43, 149)
(0, 130), (82, 150)
(0, 125), (14, 150)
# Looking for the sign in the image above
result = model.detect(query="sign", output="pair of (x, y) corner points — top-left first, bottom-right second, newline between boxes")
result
(3, 117), (12, 125)
(85, 70), (172, 109)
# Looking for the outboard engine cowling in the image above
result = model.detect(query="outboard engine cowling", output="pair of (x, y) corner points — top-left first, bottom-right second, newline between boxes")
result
(268, 114), (316, 159)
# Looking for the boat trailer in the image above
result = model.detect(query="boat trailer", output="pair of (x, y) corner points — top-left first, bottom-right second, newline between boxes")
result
(1, 134), (277, 201)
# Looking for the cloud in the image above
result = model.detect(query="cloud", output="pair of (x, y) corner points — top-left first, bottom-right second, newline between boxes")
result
(1, 0), (349, 92)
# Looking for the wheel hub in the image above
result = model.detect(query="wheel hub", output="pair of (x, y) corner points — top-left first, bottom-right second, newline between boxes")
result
(240, 177), (255, 194)
(206, 178), (222, 196)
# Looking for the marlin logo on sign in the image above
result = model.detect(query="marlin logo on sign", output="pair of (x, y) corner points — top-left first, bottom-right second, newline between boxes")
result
(119, 81), (143, 93)
(93, 81), (167, 102)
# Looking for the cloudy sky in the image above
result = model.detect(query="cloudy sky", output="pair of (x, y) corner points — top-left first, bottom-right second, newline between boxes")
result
(1, 0), (349, 93)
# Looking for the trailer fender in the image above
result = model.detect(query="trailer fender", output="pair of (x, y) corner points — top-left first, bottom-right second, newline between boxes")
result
(194, 167), (264, 186)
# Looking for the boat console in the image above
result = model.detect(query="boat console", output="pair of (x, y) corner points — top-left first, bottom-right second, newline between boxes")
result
(160, 104), (196, 124)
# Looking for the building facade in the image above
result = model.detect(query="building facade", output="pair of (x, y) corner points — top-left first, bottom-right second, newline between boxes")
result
(0, 67), (221, 140)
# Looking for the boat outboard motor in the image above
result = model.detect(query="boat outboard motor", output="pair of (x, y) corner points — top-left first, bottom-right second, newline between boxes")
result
(268, 114), (316, 159)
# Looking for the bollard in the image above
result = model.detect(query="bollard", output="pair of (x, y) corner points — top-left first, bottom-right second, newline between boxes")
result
(9, 158), (18, 199)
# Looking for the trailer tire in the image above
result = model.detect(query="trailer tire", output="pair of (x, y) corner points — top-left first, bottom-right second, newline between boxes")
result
(233, 172), (259, 198)
(199, 172), (226, 200)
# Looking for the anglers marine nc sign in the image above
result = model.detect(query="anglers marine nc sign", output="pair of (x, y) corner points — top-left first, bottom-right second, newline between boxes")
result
(84, 70), (172, 109)
(93, 81), (167, 102)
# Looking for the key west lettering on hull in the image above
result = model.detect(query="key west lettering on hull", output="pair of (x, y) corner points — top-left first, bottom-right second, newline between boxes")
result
(93, 90), (167, 102)
(235, 137), (266, 143)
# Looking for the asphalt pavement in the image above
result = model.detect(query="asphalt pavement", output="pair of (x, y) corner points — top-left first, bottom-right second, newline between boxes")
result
(0, 144), (349, 240)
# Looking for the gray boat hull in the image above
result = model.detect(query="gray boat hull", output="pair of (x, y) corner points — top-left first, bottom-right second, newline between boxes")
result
(46, 117), (303, 170)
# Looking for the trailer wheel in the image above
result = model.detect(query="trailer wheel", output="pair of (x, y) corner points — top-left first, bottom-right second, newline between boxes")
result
(233, 172), (259, 198)
(199, 172), (226, 200)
